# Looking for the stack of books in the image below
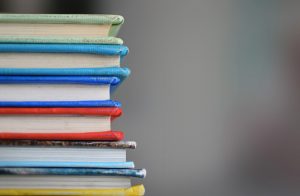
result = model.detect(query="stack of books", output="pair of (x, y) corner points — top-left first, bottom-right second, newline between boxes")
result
(0, 14), (145, 196)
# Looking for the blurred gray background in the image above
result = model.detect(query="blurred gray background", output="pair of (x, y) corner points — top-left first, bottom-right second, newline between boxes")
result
(1, 0), (299, 195)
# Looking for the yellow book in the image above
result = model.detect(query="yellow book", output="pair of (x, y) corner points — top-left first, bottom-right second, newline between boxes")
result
(0, 184), (145, 196)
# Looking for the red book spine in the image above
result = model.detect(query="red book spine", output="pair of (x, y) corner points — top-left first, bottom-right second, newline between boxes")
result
(0, 131), (124, 141)
(0, 107), (122, 117)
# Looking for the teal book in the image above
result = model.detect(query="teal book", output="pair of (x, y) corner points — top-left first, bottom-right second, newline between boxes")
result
(0, 43), (128, 69)
(0, 168), (146, 178)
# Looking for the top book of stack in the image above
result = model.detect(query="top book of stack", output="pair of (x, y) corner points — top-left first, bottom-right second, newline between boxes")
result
(0, 14), (124, 44)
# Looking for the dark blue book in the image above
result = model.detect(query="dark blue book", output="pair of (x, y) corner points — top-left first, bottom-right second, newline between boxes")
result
(0, 76), (121, 106)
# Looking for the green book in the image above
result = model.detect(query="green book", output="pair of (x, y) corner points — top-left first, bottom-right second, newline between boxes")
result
(0, 14), (124, 41)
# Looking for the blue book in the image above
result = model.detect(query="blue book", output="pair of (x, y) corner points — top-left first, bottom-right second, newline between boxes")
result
(0, 168), (146, 178)
(0, 161), (135, 169)
(0, 44), (129, 74)
(0, 67), (130, 80)
(0, 44), (128, 55)
(0, 76), (121, 105)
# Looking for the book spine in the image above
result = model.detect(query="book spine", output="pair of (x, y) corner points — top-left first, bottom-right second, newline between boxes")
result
(0, 107), (122, 117)
(0, 131), (124, 141)
(0, 185), (145, 196)
(0, 168), (146, 178)
(0, 140), (136, 149)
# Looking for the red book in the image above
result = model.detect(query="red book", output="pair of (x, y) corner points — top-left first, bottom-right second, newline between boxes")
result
(0, 131), (124, 141)
(0, 107), (123, 141)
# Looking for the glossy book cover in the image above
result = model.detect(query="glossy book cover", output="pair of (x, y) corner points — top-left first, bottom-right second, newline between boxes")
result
(0, 168), (146, 178)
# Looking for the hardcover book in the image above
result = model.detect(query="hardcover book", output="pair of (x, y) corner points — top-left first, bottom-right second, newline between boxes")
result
(0, 141), (136, 164)
(0, 140), (136, 149)
(0, 184), (145, 196)
(0, 146), (129, 163)
(0, 14), (124, 37)
(0, 44), (128, 68)
(0, 168), (146, 178)
(0, 107), (122, 137)
(0, 76), (120, 102)
(0, 36), (123, 44)
(0, 161), (134, 169)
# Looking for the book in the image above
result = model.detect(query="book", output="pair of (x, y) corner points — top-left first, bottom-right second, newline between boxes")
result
(0, 14), (124, 37)
(0, 168), (146, 178)
(0, 76), (119, 102)
(0, 66), (130, 80)
(0, 161), (134, 169)
(0, 184), (145, 196)
(0, 140), (136, 149)
(0, 44), (128, 68)
(0, 36), (123, 44)
(0, 141), (136, 163)
(0, 100), (121, 108)
(0, 107), (121, 133)
(0, 131), (124, 141)
(0, 147), (128, 163)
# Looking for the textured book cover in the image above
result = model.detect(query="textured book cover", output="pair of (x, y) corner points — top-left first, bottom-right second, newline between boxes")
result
(0, 140), (136, 149)
(0, 185), (145, 196)
(0, 100), (121, 108)
(0, 161), (134, 169)
(0, 67), (131, 91)
(0, 67), (130, 80)
(0, 131), (124, 141)
(0, 14), (124, 36)
(0, 168), (146, 178)
(0, 76), (120, 85)
(0, 36), (123, 44)
(0, 43), (128, 56)
(0, 107), (122, 116)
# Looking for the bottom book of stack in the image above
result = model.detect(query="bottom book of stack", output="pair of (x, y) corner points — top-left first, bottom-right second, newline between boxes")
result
(0, 140), (145, 196)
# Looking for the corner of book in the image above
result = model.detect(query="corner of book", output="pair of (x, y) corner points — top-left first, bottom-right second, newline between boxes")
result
(126, 184), (145, 196)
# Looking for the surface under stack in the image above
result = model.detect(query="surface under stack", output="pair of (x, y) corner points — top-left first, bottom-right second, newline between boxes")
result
(0, 14), (145, 196)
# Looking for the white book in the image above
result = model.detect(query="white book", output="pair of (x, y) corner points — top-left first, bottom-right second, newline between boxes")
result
(0, 176), (131, 189)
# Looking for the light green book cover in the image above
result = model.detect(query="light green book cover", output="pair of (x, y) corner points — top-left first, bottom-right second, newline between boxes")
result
(0, 36), (123, 44)
(0, 14), (124, 37)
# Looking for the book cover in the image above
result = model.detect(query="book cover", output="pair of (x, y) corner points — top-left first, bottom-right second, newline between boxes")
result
(0, 43), (128, 56)
(0, 67), (131, 92)
(0, 185), (145, 196)
(0, 140), (136, 149)
(0, 36), (123, 44)
(0, 168), (146, 178)
(0, 76), (120, 85)
(0, 107), (122, 117)
(0, 131), (124, 141)
(0, 100), (121, 108)
(0, 67), (130, 80)
(0, 161), (134, 169)
(0, 14), (124, 36)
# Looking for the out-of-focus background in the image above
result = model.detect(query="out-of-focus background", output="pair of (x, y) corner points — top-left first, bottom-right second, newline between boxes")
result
(1, 0), (299, 195)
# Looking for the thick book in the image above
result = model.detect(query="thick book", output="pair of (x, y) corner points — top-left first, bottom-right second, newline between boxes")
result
(0, 76), (120, 102)
(0, 142), (135, 163)
(0, 14), (124, 37)
(0, 107), (122, 135)
(0, 146), (128, 163)
(0, 168), (146, 178)
(0, 140), (136, 149)
(0, 185), (145, 196)
(0, 44), (128, 68)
